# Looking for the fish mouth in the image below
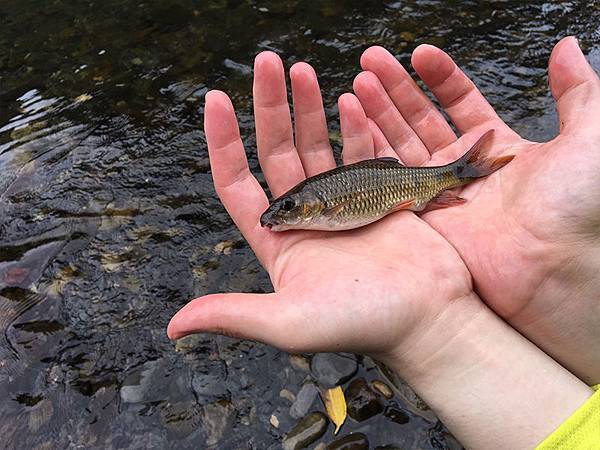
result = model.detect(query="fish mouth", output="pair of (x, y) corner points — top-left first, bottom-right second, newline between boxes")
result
(260, 210), (278, 229)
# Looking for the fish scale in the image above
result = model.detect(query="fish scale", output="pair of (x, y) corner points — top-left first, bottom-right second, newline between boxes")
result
(260, 130), (514, 231)
(305, 162), (460, 226)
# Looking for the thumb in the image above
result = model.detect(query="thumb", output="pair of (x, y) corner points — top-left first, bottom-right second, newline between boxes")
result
(549, 36), (600, 134)
(167, 292), (301, 351)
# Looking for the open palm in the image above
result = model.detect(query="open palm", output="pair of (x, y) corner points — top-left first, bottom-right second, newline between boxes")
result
(353, 37), (600, 382)
(167, 52), (473, 362)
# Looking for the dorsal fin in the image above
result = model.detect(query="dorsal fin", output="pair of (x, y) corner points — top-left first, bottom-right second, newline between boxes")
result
(376, 156), (403, 165)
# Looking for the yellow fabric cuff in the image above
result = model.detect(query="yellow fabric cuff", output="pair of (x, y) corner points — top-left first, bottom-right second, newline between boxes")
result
(535, 385), (600, 449)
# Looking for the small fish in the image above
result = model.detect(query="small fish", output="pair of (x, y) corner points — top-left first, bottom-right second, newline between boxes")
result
(260, 130), (513, 231)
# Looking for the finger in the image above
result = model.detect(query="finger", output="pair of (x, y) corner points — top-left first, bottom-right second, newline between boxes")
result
(204, 90), (276, 266)
(548, 36), (600, 136)
(167, 293), (282, 342)
(353, 71), (430, 165)
(253, 51), (305, 197)
(290, 62), (336, 175)
(360, 46), (457, 154)
(339, 93), (374, 164)
(368, 119), (400, 160)
(168, 291), (313, 355)
(411, 44), (511, 135)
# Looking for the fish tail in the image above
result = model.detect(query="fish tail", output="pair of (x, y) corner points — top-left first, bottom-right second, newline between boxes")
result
(454, 129), (514, 179)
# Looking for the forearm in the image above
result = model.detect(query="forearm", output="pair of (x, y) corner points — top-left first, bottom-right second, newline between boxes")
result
(379, 294), (594, 450)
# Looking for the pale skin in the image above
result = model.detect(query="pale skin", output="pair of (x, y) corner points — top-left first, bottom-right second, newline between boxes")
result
(353, 36), (600, 385)
(167, 39), (595, 448)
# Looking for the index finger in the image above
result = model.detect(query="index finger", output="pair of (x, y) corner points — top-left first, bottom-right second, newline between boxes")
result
(204, 90), (277, 268)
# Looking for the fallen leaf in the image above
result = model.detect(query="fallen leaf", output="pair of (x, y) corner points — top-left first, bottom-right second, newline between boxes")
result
(321, 386), (346, 434)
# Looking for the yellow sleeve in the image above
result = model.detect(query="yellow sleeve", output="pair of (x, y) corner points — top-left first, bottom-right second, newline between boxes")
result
(535, 385), (600, 449)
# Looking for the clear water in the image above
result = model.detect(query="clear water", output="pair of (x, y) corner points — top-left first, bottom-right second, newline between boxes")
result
(1, 1), (599, 448)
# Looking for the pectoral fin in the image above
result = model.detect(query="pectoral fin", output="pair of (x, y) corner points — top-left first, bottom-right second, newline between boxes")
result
(322, 199), (352, 218)
(424, 191), (467, 211)
(391, 198), (417, 212)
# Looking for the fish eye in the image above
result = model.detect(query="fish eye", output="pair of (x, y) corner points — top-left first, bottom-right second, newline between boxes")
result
(281, 198), (295, 211)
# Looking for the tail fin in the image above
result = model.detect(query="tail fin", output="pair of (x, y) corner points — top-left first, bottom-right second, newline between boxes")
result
(455, 129), (514, 179)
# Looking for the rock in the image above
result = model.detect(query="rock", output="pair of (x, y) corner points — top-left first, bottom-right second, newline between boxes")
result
(289, 354), (311, 372)
(345, 378), (383, 422)
(120, 360), (163, 403)
(270, 414), (280, 428)
(371, 380), (393, 399)
(399, 31), (416, 42)
(326, 433), (369, 450)
(375, 446), (403, 450)
(290, 382), (319, 419)
(310, 353), (358, 387)
(159, 400), (201, 438)
(384, 406), (409, 425)
(27, 398), (53, 431)
(192, 370), (228, 400)
(201, 400), (236, 447)
(283, 412), (328, 450)
(280, 388), (296, 403)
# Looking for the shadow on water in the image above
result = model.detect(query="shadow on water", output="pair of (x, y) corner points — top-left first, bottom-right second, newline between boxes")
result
(0, 0), (599, 448)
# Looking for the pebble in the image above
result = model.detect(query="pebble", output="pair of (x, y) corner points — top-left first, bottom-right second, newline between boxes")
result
(326, 433), (369, 450)
(289, 354), (311, 372)
(283, 412), (328, 450)
(201, 400), (236, 446)
(290, 382), (319, 419)
(270, 414), (280, 428)
(399, 31), (416, 42)
(310, 353), (358, 387)
(345, 378), (383, 422)
(280, 388), (296, 403)
(384, 406), (409, 425)
(371, 380), (393, 399)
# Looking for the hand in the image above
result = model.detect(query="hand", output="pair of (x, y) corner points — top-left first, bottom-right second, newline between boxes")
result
(167, 51), (473, 359)
(352, 36), (600, 383)
(167, 51), (593, 449)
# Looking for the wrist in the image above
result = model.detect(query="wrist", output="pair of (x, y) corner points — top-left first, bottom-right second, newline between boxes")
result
(378, 293), (593, 450)
(515, 239), (600, 384)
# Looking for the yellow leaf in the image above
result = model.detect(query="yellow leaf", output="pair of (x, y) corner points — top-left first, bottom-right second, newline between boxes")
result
(321, 386), (346, 435)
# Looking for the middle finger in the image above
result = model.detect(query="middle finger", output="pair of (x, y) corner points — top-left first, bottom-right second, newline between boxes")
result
(253, 52), (306, 197)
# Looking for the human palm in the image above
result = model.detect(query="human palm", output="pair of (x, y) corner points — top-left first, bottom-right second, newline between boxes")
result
(353, 36), (600, 381)
(167, 53), (472, 361)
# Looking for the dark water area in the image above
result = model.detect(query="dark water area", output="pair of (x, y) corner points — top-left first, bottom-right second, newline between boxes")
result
(0, 1), (598, 448)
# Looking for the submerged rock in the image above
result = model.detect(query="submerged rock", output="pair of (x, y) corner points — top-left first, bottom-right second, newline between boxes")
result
(283, 412), (328, 450)
(280, 388), (296, 403)
(326, 432), (369, 450)
(345, 378), (383, 422)
(290, 382), (319, 419)
(201, 400), (236, 447)
(371, 380), (393, 399)
(310, 353), (358, 387)
(120, 360), (163, 404)
(289, 354), (311, 372)
(384, 406), (409, 425)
